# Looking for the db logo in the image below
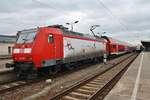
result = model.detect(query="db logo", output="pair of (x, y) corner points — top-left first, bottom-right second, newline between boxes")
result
(20, 49), (24, 53)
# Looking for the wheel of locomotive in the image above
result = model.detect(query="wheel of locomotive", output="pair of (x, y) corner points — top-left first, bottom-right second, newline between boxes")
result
(93, 57), (100, 63)
(65, 63), (74, 70)
(26, 69), (37, 79)
(49, 65), (61, 75)
(97, 57), (102, 63)
(13, 66), (19, 74)
(37, 68), (47, 77)
(16, 70), (27, 79)
(13, 66), (25, 79)
(15, 67), (37, 79)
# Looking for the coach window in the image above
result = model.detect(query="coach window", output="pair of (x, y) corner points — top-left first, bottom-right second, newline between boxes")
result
(48, 34), (53, 43)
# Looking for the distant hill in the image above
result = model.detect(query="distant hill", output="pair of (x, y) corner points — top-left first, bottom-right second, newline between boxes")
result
(0, 35), (16, 43)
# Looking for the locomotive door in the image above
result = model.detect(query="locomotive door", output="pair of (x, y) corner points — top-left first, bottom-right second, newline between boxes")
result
(48, 33), (63, 59)
(48, 34), (55, 59)
(52, 33), (63, 59)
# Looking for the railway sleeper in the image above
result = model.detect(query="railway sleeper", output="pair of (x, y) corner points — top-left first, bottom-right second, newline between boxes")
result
(89, 81), (103, 85)
(86, 83), (100, 87)
(62, 95), (79, 100)
(68, 91), (91, 99)
(92, 79), (106, 83)
(1, 85), (10, 89)
(10, 83), (19, 86)
(75, 88), (95, 95)
(81, 86), (98, 90)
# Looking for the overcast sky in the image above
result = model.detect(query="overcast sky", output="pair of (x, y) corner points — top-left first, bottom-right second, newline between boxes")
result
(0, 0), (150, 45)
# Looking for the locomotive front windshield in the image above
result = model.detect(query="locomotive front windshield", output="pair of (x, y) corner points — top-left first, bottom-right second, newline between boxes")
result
(16, 29), (37, 44)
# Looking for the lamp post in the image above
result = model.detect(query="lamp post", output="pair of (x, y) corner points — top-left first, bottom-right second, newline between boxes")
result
(66, 21), (79, 31)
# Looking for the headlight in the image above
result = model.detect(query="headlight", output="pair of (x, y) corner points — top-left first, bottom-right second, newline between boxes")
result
(24, 48), (32, 53)
(13, 49), (20, 53)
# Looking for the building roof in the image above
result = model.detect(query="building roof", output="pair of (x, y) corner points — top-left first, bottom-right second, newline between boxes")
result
(141, 41), (150, 48)
(0, 35), (16, 43)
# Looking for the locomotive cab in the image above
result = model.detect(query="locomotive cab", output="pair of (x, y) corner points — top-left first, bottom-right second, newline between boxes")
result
(7, 27), (63, 78)
(10, 29), (38, 78)
(13, 29), (37, 62)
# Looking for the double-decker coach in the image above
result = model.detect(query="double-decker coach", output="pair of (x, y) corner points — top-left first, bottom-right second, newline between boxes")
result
(102, 36), (133, 55)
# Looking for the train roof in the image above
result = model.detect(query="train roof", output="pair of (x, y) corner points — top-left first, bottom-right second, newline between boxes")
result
(101, 36), (132, 46)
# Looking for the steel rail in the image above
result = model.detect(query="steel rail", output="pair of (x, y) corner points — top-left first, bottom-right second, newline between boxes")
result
(0, 53), (137, 97)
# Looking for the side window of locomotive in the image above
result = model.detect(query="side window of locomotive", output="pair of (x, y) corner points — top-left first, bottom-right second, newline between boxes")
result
(112, 45), (116, 48)
(48, 34), (53, 43)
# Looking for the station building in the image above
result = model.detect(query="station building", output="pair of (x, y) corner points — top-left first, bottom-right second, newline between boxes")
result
(141, 40), (150, 51)
(0, 35), (16, 55)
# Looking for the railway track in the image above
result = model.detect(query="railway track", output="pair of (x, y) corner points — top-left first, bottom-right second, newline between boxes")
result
(0, 79), (40, 94)
(0, 71), (58, 95)
(0, 53), (137, 98)
(0, 55), (11, 59)
(0, 69), (13, 75)
(49, 53), (138, 100)
(0, 70), (16, 85)
(0, 54), (127, 93)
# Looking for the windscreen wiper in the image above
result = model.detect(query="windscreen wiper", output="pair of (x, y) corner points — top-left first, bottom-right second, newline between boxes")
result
(23, 38), (29, 43)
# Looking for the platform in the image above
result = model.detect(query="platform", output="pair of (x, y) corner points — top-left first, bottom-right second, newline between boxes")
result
(0, 59), (12, 71)
(104, 52), (150, 100)
(0, 55), (11, 59)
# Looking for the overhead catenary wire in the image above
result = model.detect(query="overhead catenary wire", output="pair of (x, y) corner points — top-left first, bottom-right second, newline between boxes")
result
(33, 0), (129, 34)
(96, 0), (129, 32)
(32, 0), (82, 31)
(32, 0), (81, 20)
(32, 0), (70, 18)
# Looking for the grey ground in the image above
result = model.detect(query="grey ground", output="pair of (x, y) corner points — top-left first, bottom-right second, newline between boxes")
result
(104, 52), (150, 100)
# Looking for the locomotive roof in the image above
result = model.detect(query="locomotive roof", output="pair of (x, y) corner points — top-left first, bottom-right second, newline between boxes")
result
(18, 25), (105, 42)
(63, 29), (106, 41)
(48, 25), (104, 41)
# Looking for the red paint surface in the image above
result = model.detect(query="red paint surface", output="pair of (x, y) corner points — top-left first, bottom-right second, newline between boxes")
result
(13, 27), (63, 69)
(106, 37), (130, 55)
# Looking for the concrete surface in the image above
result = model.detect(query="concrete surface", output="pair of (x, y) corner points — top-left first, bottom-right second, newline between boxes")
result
(0, 59), (12, 70)
(104, 51), (150, 100)
(0, 43), (13, 55)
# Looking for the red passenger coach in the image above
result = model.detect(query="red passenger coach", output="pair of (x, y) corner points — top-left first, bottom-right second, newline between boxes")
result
(102, 36), (132, 55)
(7, 25), (107, 78)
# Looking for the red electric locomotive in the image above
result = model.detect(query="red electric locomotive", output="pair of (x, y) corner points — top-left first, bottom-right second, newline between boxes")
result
(6, 25), (107, 78)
